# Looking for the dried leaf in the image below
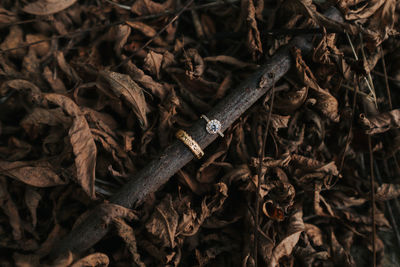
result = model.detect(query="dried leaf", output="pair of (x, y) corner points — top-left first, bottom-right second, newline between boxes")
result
(0, 26), (24, 57)
(0, 177), (22, 240)
(22, 0), (78, 15)
(100, 71), (149, 129)
(44, 94), (97, 198)
(43, 66), (67, 93)
(126, 21), (167, 47)
(145, 194), (179, 248)
(114, 25), (131, 55)
(244, 0), (263, 59)
(295, 0), (358, 35)
(275, 86), (308, 114)
(376, 183), (400, 201)
(70, 252), (109, 267)
(182, 48), (205, 80)
(330, 230), (355, 267)
(269, 209), (304, 267)
(24, 188), (41, 228)
(0, 160), (65, 187)
(25, 34), (50, 57)
(0, 8), (17, 26)
(144, 50), (163, 79)
(113, 218), (146, 267)
(125, 60), (166, 99)
(304, 223), (324, 247)
(359, 109), (400, 134)
(130, 0), (174, 16)
(292, 47), (340, 122)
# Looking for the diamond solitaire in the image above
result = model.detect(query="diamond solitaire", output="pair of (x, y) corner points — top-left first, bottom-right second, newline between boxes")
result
(200, 115), (224, 137)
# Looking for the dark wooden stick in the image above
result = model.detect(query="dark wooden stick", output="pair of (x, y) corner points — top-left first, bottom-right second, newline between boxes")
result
(49, 8), (343, 260)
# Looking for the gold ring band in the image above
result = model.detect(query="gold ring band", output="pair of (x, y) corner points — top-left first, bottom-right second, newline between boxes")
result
(176, 130), (204, 159)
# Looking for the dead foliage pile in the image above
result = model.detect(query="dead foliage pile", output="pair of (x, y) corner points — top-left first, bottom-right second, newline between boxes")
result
(1, 0), (400, 266)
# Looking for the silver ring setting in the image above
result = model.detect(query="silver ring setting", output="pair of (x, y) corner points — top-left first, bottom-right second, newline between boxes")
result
(200, 115), (224, 137)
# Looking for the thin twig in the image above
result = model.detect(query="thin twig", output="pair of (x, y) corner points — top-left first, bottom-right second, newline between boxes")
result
(368, 135), (376, 267)
(112, 0), (194, 70)
(254, 81), (275, 267)
(339, 80), (358, 173)
(345, 32), (377, 107)
(372, 70), (400, 83)
(0, 18), (49, 27)
(379, 45), (393, 110)
(373, 160), (400, 250)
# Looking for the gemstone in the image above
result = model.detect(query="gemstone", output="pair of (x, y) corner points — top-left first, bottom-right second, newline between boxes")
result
(206, 119), (222, 134)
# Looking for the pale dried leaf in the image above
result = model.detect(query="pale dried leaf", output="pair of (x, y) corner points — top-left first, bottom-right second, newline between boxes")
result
(125, 60), (166, 99)
(22, 0), (78, 15)
(145, 194), (178, 248)
(144, 50), (163, 79)
(130, 0), (174, 16)
(113, 218), (146, 267)
(100, 71), (148, 129)
(70, 252), (109, 267)
(44, 94), (97, 198)
(25, 34), (50, 57)
(0, 177), (22, 240)
(376, 183), (400, 201)
(24, 188), (41, 228)
(359, 109), (400, 134)
(0, 160), (65, 187)
(244, 0), (263, 59)
(22, 0), (77, 16)
(292, 47), (340, 122)
(269, 209), (304, 267)
(0, 26), (24, 57)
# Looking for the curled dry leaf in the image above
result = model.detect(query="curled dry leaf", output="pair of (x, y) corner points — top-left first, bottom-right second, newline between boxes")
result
(375, 183), (400, 201)
(113, 217), (146, 267)
(125, 21), (167, 47)
(125, 60), (166, 99)
(100, 71), (149, 129)
(274, 86), (308, 115)
(244, 0), (263, 59)
(24, 188), (41, 228)
(292, 47), (340, 122)
(304, 223), (324, 247)
(359, 109), (400, 134)
(70, 252), (109, 267)
(295, 0), (358, 35)
(144, 50), (163, 79)
(0, 26), (24, 57)
(72, 203), (137, 232)
(182, 48), (205, 80)
(44, 94), (97, 198)
(330, 230), (355, 267)
(269, 209), (304, 267)
(146, 194), (179, 248)
(22, 0), (78, 15)
(0, 177), (22, 241)
(0, 160), (65, 187)
(0, 8), (17, 26)
(130, 0), (174, 16)
(339, 0), (396, 47)
(25, 34), (50, 57)
(43, 66), (67, 94)
(113, 25), (131, 55)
